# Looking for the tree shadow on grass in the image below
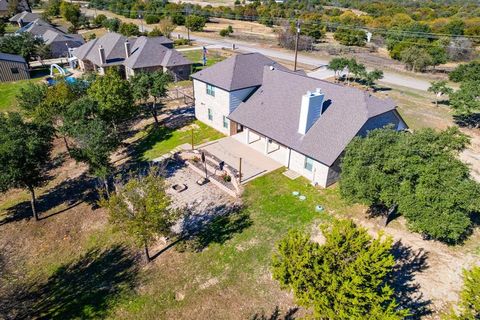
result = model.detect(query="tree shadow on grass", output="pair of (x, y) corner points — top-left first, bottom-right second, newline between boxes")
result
(132, 125), (173, 159)
(0, 173), (99, 226)
(390, 241), (432, 319)
(125, 106), (194, 163)
(176, 204), (252, 252)
(1, 245), (138, 320)
(453, 113), (480, 128)
(251, 306), (299, 320)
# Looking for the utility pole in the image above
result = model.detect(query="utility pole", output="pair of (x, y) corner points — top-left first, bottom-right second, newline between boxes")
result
(186, 7), (191, 45)
(294, 20), (301, 72)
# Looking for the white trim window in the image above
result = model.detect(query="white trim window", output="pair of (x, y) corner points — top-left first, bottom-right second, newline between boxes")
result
(208, 108), (213, 121)
(223, 116), (229, 128)
(206, 84), (215, 96)
(304, 157), (314, 172)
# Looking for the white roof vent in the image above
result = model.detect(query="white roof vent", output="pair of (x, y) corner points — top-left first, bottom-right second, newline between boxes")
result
(269, 65), (275, 71)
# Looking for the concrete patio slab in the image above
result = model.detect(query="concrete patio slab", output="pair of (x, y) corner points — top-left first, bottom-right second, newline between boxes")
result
(200, 137), (283, 183)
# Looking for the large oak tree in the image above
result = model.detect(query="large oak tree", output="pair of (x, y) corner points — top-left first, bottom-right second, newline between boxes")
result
(0, 113), (54, 220)
(340, 127), (480, 243)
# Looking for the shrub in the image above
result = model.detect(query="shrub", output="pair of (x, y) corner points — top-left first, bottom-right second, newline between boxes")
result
(174, 38), (189, 46)
(219, 26), (233, 37)
(222, 173), (231, 182)
(334, 27), (367, 46)
(145, 14), (160, 25)
(93, 14), (107, 27)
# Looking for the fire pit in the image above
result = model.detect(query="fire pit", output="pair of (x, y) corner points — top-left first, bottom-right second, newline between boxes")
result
(196, 177), (210, 186)
(172, 184), (188, 192)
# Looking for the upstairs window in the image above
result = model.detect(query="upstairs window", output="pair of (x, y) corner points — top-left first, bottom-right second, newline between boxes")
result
(223, 116), (229, 128)
(208, 108), (213, 121)
(206, 84), (215, 96)
(304, 157), (314, 172)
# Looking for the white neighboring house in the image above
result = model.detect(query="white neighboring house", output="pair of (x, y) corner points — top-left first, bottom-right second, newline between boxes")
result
(192, 53), (407, 187)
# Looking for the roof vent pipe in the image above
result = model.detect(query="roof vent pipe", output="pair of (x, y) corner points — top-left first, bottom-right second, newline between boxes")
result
(269, 65), (275, 71)
(124, 40), (131, 58)
(98, 45), (106, 65)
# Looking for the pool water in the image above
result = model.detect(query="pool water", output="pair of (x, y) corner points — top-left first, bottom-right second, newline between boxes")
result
(46, 76), (78, 86)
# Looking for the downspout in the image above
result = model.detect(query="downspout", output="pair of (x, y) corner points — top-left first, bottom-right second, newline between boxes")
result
(286, 148), (292, 168)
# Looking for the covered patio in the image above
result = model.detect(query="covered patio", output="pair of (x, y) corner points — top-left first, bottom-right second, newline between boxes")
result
(200, 136), (283, 183)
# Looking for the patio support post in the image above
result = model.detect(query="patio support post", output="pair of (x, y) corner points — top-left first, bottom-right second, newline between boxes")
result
(239, 157), (242, 183)
(245, 128), (250, 144)
(191, 128), (194, 150)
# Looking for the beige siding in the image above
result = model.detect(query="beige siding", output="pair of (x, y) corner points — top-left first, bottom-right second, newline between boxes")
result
(194, 79), (232, 135)
(128, 65), (192, 81)
(288, 149), (330, 187)
(165, 64), (191, 81)
(0, 60), (29, 82)
(233, 129), (331, 187)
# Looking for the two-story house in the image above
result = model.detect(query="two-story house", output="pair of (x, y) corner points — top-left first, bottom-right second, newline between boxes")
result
(191, 53), (290, 135)
(192, 53), (407, 187)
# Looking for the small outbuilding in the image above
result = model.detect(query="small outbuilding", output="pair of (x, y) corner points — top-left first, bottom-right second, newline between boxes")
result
(0, 52), (29, 82)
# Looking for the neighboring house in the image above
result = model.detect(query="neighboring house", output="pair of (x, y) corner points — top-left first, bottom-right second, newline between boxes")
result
(9, 11), (40, 27)
(16, 19), (84, 58)
(0, 0), (30, 17)
(41, 30), (84, 58)
(73, 32), (192, 81)
(0, 52), (29, 82)
(192, 53), (407, 187)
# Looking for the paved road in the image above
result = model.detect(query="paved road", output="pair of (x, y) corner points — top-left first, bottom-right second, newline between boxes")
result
(81, 8), (432, 91)
(173, 33), (432, 90)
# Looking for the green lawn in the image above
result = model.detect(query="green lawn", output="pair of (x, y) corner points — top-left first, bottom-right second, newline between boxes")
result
(135, 120), (225, 160)
(110, 170), (349, 319)
(0, 79), (36, 112)
(5, 24), (19, 33)
(181, 49), (227, 72)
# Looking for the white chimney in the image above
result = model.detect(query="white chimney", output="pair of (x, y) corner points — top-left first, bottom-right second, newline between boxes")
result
(298, 88), (325, 135)
(124, 40), (131, 58)
(98, 45), (106, 65)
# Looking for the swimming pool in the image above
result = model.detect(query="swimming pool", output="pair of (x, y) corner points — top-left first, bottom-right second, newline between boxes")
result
(46, 76), (78, 86)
